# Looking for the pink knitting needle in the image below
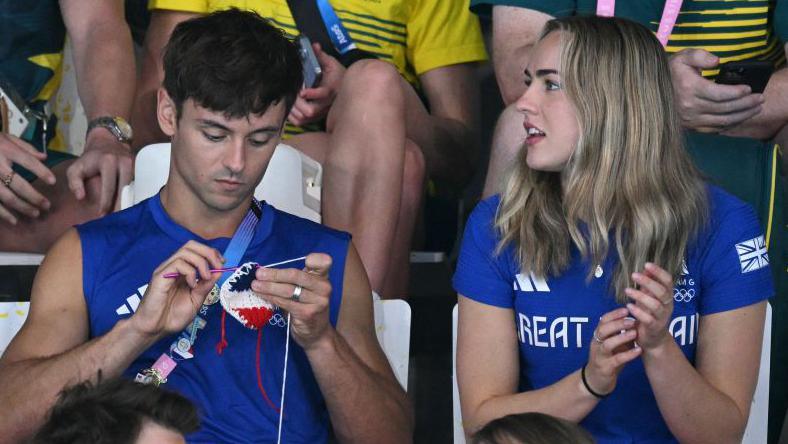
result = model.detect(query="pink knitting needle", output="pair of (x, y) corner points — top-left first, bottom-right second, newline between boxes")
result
(162, 256), (307, 278)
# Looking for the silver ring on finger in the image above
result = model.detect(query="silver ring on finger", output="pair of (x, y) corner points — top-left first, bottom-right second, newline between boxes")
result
(1, 171), (14, 187)
(593, 330), (604, 344)
(291, 285), (303, 302)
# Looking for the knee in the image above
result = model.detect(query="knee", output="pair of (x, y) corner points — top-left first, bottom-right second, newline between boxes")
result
(403, 139), (426, 196)
(343, 59), (404, 102)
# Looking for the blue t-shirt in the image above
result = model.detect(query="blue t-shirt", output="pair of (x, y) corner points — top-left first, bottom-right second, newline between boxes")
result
(453, 185), (773, 443)
(77, 194), (351, 443)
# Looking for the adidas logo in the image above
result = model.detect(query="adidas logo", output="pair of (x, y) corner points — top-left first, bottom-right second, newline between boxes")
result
(116, 285), (148, 316)
(514, 273), (550, 292)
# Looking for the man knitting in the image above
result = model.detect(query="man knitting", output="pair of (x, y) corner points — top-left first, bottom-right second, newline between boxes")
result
(0, 9), (411, 443)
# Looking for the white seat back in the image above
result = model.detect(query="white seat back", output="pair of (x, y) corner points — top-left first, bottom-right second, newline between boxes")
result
(374, 299), (411, 390)
(453, 304), (465, 443)
(743, 302), (772, 444)
(0, 302), (30, 355)
(121, 142), (322, 222)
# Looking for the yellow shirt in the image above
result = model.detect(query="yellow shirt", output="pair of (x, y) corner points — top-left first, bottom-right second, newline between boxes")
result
(149, 0), (488, 85)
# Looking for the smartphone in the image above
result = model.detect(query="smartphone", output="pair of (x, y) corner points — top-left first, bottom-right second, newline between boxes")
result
(0, 79), (30, 137)
(297, 35), (322, 89)
(715, 61), (773, 93)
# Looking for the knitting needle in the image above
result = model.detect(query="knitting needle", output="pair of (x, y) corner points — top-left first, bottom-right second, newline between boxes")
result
(162, 256), (307, 279)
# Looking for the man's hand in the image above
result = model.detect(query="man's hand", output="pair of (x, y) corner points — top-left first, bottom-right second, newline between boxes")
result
(66, 130), (133, 215)
(288, 44), (346, 127)
(252, 253), (333, 350)
(670, 49), (764, 133)
(130, 241), (224, 339)
(0, 133), (56, 224)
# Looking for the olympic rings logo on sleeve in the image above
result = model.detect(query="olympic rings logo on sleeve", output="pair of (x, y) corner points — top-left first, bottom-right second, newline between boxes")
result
(673, 288), (696, 303)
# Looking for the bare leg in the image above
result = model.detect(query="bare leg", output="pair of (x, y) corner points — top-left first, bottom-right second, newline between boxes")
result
(289, 60), (408, 297)
(0, 160), (103, 252)
(482, 104), (525, 198)
(381, 140), (425, 299)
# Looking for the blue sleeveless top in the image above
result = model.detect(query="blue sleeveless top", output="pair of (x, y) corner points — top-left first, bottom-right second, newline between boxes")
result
(77, 194), (351, 443)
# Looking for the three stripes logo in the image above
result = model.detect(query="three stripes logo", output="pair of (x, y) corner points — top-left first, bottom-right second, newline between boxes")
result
(736, 235), (769, 274)
(514, 272), (550, 292)
(116, 285), (148, 316)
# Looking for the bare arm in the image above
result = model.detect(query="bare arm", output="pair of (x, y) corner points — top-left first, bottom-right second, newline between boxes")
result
(491, 6), (552, 105)
(623, 264), (765, 444)
(59, 0), (135, 212)
(721, 44), (788, 139)
(642, 303), (765, 443)
(457, 296), (640, 435)
(310, 245), (413, 443)
(130, 10), (199, 151)
(0, 230), (161, 441)
(255, 246), (413, 443)
(410, 63), (480, 186)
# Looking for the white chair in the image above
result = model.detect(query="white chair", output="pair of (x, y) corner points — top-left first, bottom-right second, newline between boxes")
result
(452, 303), (773, 444)
(452, 304), (465, 443)
(374, 299), (411, 391)
(0, 302), (30, 355)
(121, 142), (322, 222)
(743, 302), (772, 444)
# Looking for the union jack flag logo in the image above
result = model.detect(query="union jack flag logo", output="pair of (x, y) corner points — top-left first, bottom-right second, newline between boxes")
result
(736, 235), (769, 273)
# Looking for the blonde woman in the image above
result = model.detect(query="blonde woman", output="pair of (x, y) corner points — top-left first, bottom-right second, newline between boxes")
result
(454, 16), (773, 443)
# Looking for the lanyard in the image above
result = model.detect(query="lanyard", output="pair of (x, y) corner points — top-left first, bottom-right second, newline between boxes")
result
(596, 0), (684, 47)
(135, 199), (262, 385)
(315, 0), (358, 55)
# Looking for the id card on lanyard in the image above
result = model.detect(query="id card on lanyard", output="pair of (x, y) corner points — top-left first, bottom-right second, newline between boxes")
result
(135, 199), (262, 386)
(596, 0), (684, 47)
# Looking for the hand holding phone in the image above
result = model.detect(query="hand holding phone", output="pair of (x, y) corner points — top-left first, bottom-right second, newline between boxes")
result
(715, 61), (773, 93)
(297, 35), (323, 89)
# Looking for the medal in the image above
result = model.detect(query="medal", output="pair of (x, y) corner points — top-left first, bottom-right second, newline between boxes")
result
(204, 284), (220, 305)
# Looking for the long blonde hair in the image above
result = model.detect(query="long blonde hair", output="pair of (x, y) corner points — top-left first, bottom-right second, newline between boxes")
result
(495, 16), (708, 303)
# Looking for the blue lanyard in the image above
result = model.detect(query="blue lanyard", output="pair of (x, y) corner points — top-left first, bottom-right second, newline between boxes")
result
(315, 0), (357, 55)
(135, 199), (262, 385)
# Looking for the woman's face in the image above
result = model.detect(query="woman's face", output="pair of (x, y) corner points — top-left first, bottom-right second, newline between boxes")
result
(516, 31), (579, 172)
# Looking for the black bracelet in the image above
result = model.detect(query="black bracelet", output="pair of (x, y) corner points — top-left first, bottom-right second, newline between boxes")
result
(581, 364), (611, 399)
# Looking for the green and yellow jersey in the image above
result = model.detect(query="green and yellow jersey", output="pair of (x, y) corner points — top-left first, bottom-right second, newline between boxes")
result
(150, 0), (488, 136)
(0, 0), (68, 152)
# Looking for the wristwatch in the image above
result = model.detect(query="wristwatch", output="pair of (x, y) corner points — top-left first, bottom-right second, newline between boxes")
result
(86, 116), (133, 144)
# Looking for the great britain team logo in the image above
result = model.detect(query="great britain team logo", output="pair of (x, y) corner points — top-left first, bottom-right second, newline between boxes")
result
(736, 235), (769, 273)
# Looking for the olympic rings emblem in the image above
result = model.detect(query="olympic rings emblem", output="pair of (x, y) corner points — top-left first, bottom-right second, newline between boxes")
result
(673, 288), (695, 303)
(269, 312), (287, 328)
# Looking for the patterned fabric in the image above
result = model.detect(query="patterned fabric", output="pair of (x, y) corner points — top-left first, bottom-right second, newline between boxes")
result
(149, 0), (488, 136)
(471, 1), (786, 75)
(0, 0), (72, 154)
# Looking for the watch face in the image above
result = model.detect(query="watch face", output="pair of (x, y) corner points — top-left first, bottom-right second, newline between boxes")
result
(113, 117), (133, 140)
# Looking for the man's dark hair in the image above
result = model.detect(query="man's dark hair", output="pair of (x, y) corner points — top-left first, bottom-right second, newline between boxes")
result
(30, 377), (199, 444)
(162, 8), (303, 119)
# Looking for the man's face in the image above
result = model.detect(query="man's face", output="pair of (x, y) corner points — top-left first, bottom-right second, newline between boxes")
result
(158, 91), (287, 214)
